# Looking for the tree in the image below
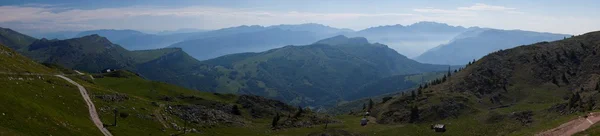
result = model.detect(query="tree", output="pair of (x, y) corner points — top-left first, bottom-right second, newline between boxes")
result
(119, 112), (129, 118)
(595, 82), (599, 91)
(569, 92), (582, 108)
(562, 73), (570, 84)
(232, 105), (241, 115)
(272, 113), (280, 128)
(552, 77), (559, 87)
(368, 99), (374, 111)
(362, 103), (366, 110)
(294, 106), (303, 118)
(447, 66), (452, 77)
(382, 97), (393, 103)
(411, 91), (416, 100)
(409, 106), (419, 123)
(442, 75), (447, 82)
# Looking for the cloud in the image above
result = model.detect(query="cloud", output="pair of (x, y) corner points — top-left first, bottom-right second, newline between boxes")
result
(0, 3), (597, 35)
(0, 5), (419, 32)
(458, 3), (516, 11)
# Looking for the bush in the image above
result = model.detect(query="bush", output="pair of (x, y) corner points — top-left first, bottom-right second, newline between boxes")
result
(119, 112), (129, 118)
(232, 105), (242, 115)
(382, 97), (393, 103)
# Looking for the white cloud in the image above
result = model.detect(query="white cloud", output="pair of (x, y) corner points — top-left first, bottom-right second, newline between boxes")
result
(458, 3), (516, 11)
(0, 3), (597, 35)
(0, 5), (418, 32)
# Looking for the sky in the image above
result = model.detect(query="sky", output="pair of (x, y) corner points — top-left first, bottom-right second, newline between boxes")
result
(0, 0), (599, 35)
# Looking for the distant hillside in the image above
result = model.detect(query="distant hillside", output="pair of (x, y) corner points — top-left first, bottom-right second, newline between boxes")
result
(20, 35), (135, 72)
(189, 35), (451, 106)
(415, 28), (570, 65)
(170, 28), (322, 60)
(170, 24), (352, 60)
(76, 29), (197, 50)
(0, 27), (37, 50)
(373, 31), (600, 135)
(349, 21), (468, 57)
(75, 29), (145, 41)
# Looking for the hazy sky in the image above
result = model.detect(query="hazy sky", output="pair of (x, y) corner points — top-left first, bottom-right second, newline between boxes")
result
(1, 0), (599, 34)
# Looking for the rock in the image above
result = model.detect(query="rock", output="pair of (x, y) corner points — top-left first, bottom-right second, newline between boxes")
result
(236, 95), (295, 118)
(168, 105), (247, 127)
(95, 93), (129, 102)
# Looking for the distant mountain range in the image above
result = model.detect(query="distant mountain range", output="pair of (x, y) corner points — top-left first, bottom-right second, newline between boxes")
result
(170, 23), (352, 60)
(348, 21), (468, 57)
(20, 22), (571, 64)
(0, 28), (453, 106)
(415, 28), (570, 65)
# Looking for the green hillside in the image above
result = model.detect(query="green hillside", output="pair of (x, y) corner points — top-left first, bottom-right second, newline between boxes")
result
(0, 43), (101, 135)
(193, 35), (451, 106)
(0, 27), (37, 50)
(0, 43), (336, 135)
(20, 35), (135, 73)
(370, 31), (600, 135)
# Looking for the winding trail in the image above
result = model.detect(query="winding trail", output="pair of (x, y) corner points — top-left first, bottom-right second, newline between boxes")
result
(55, 75), (113, 136)
(537, 112), (600, 136)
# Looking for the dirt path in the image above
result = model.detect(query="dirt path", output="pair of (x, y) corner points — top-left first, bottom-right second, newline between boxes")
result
(537, 112), (600, 136)
(56, 75), (113, 136)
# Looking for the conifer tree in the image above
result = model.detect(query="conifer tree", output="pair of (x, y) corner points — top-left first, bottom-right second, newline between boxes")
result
(368, 99), (374, 111)
(272, 113), (280, 128)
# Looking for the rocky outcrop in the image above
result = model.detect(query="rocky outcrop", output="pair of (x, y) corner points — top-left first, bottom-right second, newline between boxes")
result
(236, 95), (295, 118)
(168, 105), (247, 127)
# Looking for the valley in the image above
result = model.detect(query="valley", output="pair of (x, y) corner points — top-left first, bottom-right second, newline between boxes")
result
(1, 1), (599, 134)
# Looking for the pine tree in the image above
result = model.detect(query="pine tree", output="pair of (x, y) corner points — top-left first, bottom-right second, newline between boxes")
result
(272, 113), (280, 128)
(442, 75), (447, 82)
(409, 106), (419, 123)
(411, 91), (416, 100)
(447, 66), (452, 77)
(552, 77), (559, 87)
(362, 103), (366, 110)
(232, 105), (241, 115)
(368, 99), (374, 111)
(294, 106), (303, 118)
(562, 73), (570, 84)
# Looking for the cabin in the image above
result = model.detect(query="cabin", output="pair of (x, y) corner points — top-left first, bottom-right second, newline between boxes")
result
(101, 68), (116, 73)
(431, 124), (446, 132)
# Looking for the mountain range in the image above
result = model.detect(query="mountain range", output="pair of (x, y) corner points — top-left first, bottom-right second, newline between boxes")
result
(27, 22), (571, 65)
(415, 28), (570, 65)
(0, 28), (452, 107)
(348, 21), (469, 57)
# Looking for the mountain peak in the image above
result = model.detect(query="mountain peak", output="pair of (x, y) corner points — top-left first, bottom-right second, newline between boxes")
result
(315, 35), (369, 46)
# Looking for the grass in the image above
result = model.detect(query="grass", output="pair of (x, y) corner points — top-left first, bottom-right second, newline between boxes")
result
(0, 74), (102, 136)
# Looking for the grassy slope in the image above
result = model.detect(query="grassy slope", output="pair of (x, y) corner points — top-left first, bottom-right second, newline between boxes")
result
(0, 27), (37, 50)
(0, 43), (101, 135)
(369, 31), (600, 135)
(130, 48), (183, 63)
